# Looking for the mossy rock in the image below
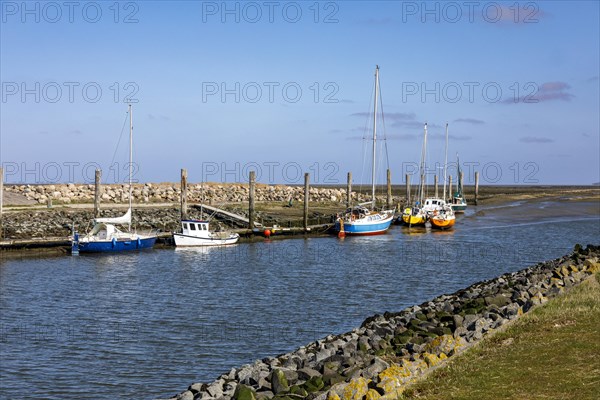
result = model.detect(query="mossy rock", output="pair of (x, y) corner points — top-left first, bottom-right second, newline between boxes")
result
(374, 349), (386, 357)
(415, 312), (427, 320)
(409, 336), (425, 345)
(302, 376), (325, 393)
(288, 385), (308, 397)
(460, 307), (481, 316)
(393, 335), (412, 346)
(436, 312), (454, 323)
(417, 331), (438, 339)
(234, 384), (257, 400)
(409, 319), (423, 329)
(271, 369), (289, 394)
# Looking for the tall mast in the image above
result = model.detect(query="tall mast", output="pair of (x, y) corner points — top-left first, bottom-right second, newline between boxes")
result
(129, 104), (133, 231)
(443, 123), (448, 200)
(371, 65), (379, 209)
(419, 123), (428, 203)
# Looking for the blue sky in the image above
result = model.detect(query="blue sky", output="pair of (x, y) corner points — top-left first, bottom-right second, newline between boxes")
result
(1, 0), (599, 185)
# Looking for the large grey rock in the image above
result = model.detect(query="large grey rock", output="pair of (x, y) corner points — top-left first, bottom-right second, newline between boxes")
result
(297, 367), (321, 380)
(270, 369), (289, 394)
(176, 391), (194, 400)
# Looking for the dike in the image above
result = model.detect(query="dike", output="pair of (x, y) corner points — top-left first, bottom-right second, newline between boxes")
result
(160, 244), (600, 400)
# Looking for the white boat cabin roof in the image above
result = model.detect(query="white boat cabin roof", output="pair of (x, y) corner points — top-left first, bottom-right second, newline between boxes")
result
(182, 220), (210, 230)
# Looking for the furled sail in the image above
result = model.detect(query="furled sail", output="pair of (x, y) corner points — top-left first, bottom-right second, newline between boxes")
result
(94, 208), (131, 225)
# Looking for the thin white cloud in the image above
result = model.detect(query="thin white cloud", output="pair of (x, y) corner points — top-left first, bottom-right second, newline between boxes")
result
(520, 136), (554, 143)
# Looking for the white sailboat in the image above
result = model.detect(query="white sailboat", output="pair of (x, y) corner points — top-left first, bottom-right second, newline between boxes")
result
(335, 65), (394, 236)
(72, 105), (157, 254)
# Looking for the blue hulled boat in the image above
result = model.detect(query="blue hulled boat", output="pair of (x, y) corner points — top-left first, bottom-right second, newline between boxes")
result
(335, 205), (393, 236)
(73, 209), (156, 254)
(335, 66), (394, 237)
(72, 105), (157, 254)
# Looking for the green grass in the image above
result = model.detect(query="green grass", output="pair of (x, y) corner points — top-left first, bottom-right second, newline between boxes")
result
(402, 273), (600, 400)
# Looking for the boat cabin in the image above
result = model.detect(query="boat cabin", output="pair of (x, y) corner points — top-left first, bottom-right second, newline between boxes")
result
(181, 220), (211, 237)
(422, 198), (447, 212)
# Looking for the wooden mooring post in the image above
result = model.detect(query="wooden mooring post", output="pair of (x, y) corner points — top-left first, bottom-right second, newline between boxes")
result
(386, 169), (392, 210)
(181, 168), (188, 220)
(94, 169), (101, 218)
(303, 173), (309, 231)
(346, 172), (352, 208)
(474, 171), (480, 205)
(434, 175), (438, 198)
(405, 173), (410, 206)
(249, 171), (255, 229)
(0, 166), (3, 240)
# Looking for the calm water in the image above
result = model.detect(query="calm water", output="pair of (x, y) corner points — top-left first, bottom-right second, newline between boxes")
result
(1, 201), (598, 399)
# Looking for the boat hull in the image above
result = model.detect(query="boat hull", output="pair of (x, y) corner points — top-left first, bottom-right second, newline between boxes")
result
(173, 233), (239, 246)
(451, 204), (467, 212)
(77, 236), (156, 253)
(430, 217), (455, 230)
(400, 208), (427, 226)
(401, 213), (427, 226)
(335, 214), (393, 236)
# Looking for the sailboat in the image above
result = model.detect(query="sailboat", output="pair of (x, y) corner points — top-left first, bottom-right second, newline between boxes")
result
(430, 123), (456, 229)
(450, 154), (468, 213)
(400, 123), (428, 226)
(72, 105), (157, 253)
(335, 66), (394, 236)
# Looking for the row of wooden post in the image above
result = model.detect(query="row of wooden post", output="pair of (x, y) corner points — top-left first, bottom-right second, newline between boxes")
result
(4, 166), (478, 237)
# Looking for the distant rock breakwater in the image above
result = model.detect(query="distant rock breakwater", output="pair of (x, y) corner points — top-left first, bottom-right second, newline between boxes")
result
(161, 244), (600, 400)
(4, 183), (380, 205)
(1, 207), (186, 240)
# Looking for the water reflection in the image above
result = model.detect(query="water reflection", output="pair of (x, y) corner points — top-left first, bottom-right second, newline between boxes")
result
(0, 200), (598, 400)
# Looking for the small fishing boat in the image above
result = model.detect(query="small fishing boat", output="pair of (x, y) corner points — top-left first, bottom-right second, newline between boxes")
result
(173, 220), (239, 246)
(72, 105), (157, 254)
(421, 198), (447, 214)
(335, 66), (394, 236)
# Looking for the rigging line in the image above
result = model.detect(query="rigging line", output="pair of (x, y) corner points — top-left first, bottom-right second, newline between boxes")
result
(359, 76), (376, 199)
(108, 110), (130, 183)
(377, 78), (391, 172)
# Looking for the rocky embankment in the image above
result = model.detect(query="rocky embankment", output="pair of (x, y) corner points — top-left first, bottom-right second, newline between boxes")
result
(4, 183), (371, 205)
(1, 207), (190, 239)
(162, 244), (600, 400)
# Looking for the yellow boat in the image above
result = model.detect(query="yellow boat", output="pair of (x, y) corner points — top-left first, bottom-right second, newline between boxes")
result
(430, 207), (456, 230)
(401, 207), (427, 226)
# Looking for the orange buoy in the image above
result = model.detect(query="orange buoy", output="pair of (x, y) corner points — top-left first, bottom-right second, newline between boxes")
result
(264, 229), (271, 238)
(337, 218), (345, 238)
